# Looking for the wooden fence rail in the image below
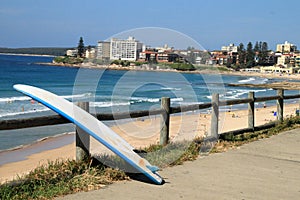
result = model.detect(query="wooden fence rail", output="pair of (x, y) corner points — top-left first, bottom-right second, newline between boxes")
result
(1, 89), (299, 151)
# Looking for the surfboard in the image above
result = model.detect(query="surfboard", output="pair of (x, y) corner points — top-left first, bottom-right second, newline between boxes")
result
(13, 84), (163, 185)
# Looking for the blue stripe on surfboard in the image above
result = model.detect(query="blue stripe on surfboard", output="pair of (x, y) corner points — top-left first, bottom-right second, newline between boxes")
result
(13, 84), (163, 184)
(146, 165), (160, 173)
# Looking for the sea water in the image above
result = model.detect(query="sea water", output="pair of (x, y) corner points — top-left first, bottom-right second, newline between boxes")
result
(0, 54), (298, 151)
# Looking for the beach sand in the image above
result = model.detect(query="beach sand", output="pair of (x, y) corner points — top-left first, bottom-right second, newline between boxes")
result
(222, 70), (300, 80)
(0, 102), (299, 183)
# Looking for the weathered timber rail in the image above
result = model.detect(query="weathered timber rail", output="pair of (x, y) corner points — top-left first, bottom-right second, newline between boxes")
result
(1, 89), (300, 156)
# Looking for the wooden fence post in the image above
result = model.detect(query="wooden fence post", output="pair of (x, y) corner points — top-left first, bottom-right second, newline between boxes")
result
(160, 97), (170, 146)
(248, 92), (255, 130)
(76, 102), (90, 161)
(277, 89), (284, 123)
(210, 93), (219, 138)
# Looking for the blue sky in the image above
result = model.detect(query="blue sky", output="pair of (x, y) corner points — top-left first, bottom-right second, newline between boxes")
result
(1, 0), (299, 50)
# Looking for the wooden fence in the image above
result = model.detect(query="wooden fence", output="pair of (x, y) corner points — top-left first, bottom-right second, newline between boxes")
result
(1, 89), (300, 159)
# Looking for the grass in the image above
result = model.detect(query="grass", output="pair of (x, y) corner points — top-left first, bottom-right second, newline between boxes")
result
(0, 159), (128, 200)
(1, 116), (300, 199)
(211, 116), (300, 153)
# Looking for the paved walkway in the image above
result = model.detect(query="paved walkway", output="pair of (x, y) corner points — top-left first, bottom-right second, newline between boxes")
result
(58, 129), (300, 200)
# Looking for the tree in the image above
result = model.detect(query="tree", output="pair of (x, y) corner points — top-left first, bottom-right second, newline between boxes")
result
(254, 41), (261, 65)
(257, 41), (269, 66)
(254, 41), (260, 53)
(77, 37), (85, 58)
(261, 42), (268, 57)
(226, 57), (233, 68)
(238, 43), (246, 68)
(246, 42), (255, 68)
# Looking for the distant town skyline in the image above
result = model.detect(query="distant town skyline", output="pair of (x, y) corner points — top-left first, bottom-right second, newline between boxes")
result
(1, 0), (300, 50)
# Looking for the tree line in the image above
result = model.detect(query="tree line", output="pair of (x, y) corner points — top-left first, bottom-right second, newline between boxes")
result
(227, 41), (273, 70)
(0, 47), (70, 56)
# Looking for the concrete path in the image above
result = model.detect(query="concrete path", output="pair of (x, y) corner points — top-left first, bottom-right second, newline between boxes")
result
(58, 129), (300, 200)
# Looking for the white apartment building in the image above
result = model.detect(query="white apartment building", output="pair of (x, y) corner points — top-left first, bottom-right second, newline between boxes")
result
(110, 36), (143, 61)
(276, 41), (297, 53)
(221, 43), (238, 53)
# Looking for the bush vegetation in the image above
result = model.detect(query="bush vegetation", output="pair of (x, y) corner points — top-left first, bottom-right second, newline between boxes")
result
(53, 56), (84, 65)
(167, 63), (196, 71)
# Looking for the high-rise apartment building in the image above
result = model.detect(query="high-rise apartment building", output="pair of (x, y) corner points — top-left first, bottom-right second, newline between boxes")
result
(110, 36), (143, 61)
(276, 41), (297, 53)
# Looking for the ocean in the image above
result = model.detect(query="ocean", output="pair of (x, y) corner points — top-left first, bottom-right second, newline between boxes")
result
(0, 54), (298, 151)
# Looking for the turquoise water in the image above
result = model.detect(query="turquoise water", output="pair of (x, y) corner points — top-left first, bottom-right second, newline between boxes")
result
(0, 54), (298, 150)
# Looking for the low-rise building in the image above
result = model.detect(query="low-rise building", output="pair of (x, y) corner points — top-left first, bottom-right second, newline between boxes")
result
(241, 68), (261, 72)
(138, 49), (183, 63)
(210, 50), (228, 65)
(260, 65), (297, 74)
(66, 49), (78, 57)
(85, 48), (96, 59)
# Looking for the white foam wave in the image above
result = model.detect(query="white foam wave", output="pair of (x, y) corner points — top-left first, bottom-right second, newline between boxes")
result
(90, 96), (183, 108)
(238, 77), (269, 84)
(0, 93), (91, 104)
(0, 108), (50, 118)
(131, 97), (160, 103)
(238, 77), (256, 83)
(0, 96), (31, 103)
(171, 97), (184, 102)
(178, 101), (204, 105)
(206, 88), (269, 100)
(261, 78), (269, 84)
(161, 87), (181, 91)
(61, 93), (92, 100)
(225, 89), (268, 99)
(90, 101), (131, 108)
(253, 89), (268, 93)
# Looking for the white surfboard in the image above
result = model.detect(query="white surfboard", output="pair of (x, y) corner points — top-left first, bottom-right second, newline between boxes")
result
(13, 84), (163, 185)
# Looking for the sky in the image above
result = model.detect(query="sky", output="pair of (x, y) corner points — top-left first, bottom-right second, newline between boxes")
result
(1, 0), (300, 50)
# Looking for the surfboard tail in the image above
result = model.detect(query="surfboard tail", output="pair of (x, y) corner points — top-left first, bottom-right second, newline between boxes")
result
(146, 165), (160, 173)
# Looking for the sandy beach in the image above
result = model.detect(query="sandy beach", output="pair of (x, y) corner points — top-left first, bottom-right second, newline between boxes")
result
(221, 69), (300, 80)
(1, 101), (299, 183)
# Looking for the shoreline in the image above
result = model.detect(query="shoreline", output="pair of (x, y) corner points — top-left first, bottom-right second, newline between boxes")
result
(40, 61), (300, 81)
(0, 132), (75, 165)
(1, 102), (299, 183)
(3, 52), (300, 81)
